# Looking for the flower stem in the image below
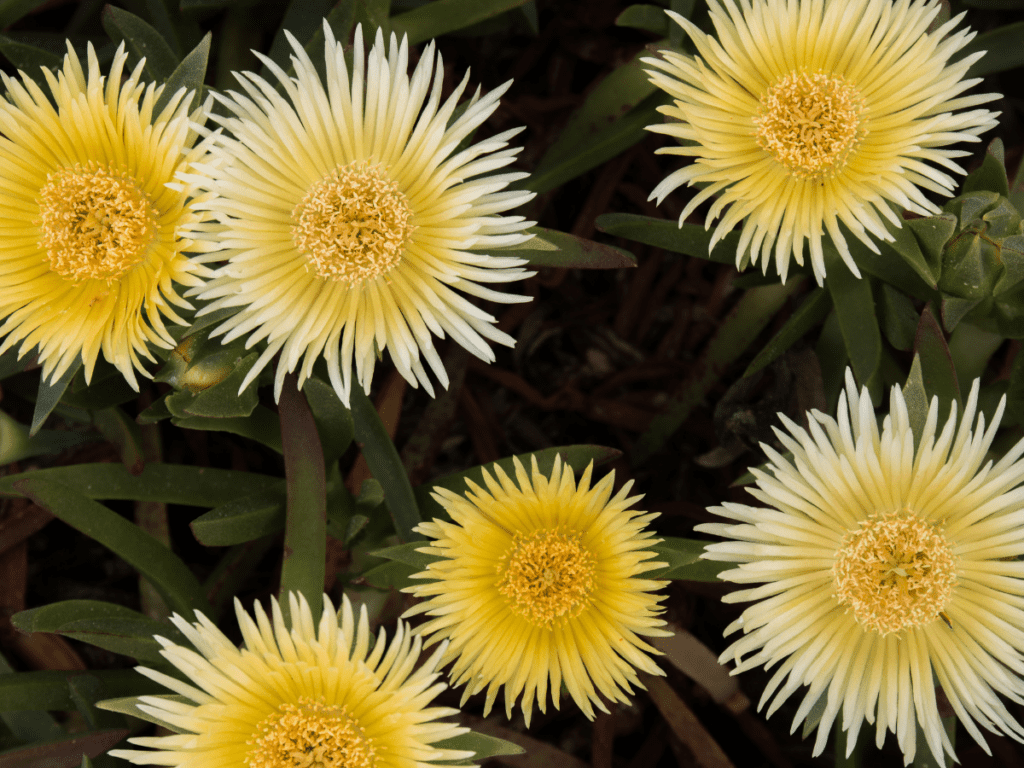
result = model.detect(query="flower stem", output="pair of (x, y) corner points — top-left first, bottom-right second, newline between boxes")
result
(279, 373), (327, 624)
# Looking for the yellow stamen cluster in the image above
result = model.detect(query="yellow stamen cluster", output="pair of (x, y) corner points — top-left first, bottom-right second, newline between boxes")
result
(497, 528), (596, 627)
(37, 164), (157, 283)
(246, 697), (375, 768)
(292, 161), (415, 283)
(833, 510), (957, 636)
(754, 70), (865, 179)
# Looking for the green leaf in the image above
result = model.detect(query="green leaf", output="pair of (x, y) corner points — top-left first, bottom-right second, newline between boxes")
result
(370, 541), (443, 570)
(826, 252), (881, 399)
(744, 289), (831, 377)
(0, 728), (129, 767)
(962, 138), (1010, 198)
(0, 411), (95, 465)
(265, 0), (332, 72)
(879, 284), (919, 352)
(350, 385), (421, 542)
(432, 731), (525, 765)
(907, 214), (956, 279)
(171, 407), (284, 454)
(0, 0), (50, 28)
(68, 672), (133, 731)
(359, 559), (420, 590)
(416, 445), (621, 522)
(528, 90), (669, 194)
(915, 305), (961, 412)
(279, 376), (328, 622)
(489, 227), (635, 269)
(190, 486), (286, 547)
(30, 358), (82, 437)
(616, 4), (670, 34)
(0, 348), (29, 381)
(304, 377), (355, 468)
(13, 478), (210, 619)
(903, 355), (930, 450)
(597, 212), (760, 267)
(0, 33), (62, 73)
(0, 670), (162, 712)
(960, 21), (1024, 78)
(0, 650), (62, 742)
(92, 408), (145, 475)
(531, 47), (658, 194)
(163, 351), (260, 419)
(11, 601), (187, 664)
(101, 6), (180, 81)
(391, 0), (529, 45)
(632, 280), (803, 464)
(816, 310), (849, 411)
(0, 463), (279, 506)
(95, 695), (189, 734)
(647, 537), (730, 581)
(156, 32), (211, 115)
(351, 0), (392, 40)
(137, 394), (173, 424)
(886, 215), (938, 288)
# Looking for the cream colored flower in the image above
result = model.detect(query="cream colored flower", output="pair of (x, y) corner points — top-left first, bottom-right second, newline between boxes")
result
(185, 22), (535, 404)
(0, 42), (212, 388)
(645, 0), (1000, 284)
(108, 592), (474, 768)
(404, 456), (670, 725)
(699, 370), (1024, 765)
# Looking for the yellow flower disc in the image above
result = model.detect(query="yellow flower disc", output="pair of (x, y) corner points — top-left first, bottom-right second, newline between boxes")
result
(833, 510), (957, 635)
(38, 164), (157, 283)
(247, 698), (375, 768)
(497, 528), (596, 626)
(754, 71), (864, 179)
(292, 161), (415, 283)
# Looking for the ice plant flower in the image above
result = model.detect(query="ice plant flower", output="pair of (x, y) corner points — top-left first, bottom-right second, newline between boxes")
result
(108, 592), (475, 767)
(186, 22), (535, 404)
(0, 42), (212, 389)
(644, 0), (1000, 284)
(699, 370), (1024, 765)
(404, 456), (670, 724)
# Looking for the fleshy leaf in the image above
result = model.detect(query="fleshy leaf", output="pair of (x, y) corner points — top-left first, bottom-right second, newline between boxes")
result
(190, 487), (287, 547)
(915, 305), (961, 412)
(156, 32), (211, 115)
(826, 251), (881, 398)
(647, 537), (730, 581)
(744, 288), (831, 377)
(11, 602), (187, 664)
(101, 6), (180, 81)
(391, 0), (530, 44)
(616, 4), (670, 34)
(490, 227), (635, 269)
(13, 478), (210, 618)
(0, 464), (279, 506)
(30, 357), (81, 436)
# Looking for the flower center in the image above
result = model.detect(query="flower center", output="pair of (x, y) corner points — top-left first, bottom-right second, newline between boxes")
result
(754, 70), (864, 179)
(292, 161), (415, 283)
(246, 697), (375, 768)
(833, 511), (957, 636)
(497, 528), (596, 627)
(37, 164), (157, 283)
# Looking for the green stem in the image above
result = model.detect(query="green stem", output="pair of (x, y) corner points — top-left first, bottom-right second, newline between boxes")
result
(136, 395), (171, 621)
(278, 373), (327, 625)
(631, 278), (804, 465)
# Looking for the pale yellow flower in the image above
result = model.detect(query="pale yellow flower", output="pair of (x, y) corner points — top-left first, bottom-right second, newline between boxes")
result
(185, 22), (535, 404)
(645, 0), (1000, 284)
(699, 370), (1024, 765)
(0, 42), (212, 389)
(108, 592), (474, 768)
(404, 456), (670, 724)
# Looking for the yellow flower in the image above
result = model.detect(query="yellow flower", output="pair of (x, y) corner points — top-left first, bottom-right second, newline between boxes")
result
(404, 456), (670, 724)
(699, 370), (1024, 765)
(645, 0), (1000, 284)
(0, 42), (212, 389)
(186, 23), (535, 404)
(108, 592), (474, 768)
